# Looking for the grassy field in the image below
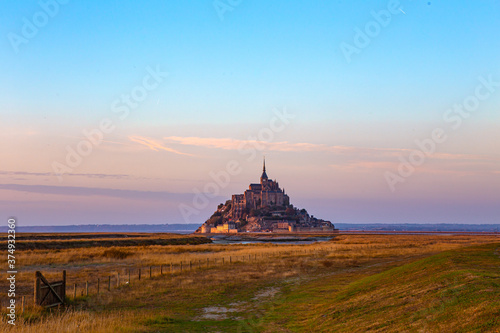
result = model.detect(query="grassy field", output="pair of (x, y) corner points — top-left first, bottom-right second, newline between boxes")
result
(1, 233), (499, 332)
(258, 243), (500, 332)
(0, 232), (211, 250)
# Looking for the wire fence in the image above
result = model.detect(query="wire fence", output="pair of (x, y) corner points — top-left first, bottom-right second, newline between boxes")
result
(2, 247), (330, 311)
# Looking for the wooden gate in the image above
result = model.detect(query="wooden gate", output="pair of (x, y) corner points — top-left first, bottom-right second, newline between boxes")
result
(34, 270), (66, 307)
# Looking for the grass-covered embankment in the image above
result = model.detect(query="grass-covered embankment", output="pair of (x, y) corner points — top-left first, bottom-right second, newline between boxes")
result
(260, 243), (500, 332)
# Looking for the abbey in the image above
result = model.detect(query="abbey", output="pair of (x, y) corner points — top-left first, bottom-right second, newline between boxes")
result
(231, 159), (289, 219)
(197, 159), (336, 234)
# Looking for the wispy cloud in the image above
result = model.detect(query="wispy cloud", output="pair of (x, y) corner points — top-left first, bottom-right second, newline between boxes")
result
(0, 183), (198, 201)
(0, 170), (134, 180)
(330, 161), (399, 171)
(162, 135), (408, 156)
(161, 136), (495, 162)
(330, 159), (500, 176)
(129, 136), (194, 156)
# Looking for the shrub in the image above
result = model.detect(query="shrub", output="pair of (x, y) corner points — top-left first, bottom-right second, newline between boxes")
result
(321, 259), (334, 268)
(102, 248), (132, 259)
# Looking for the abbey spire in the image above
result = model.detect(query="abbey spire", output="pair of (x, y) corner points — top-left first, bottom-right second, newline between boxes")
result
(260, 156), (268, 183)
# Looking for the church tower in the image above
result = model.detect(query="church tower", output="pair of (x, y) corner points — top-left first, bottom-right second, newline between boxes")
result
(260, 157), (268, 184)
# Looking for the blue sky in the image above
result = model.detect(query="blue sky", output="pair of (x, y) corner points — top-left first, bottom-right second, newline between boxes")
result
(1, 1), (499, 225)
(3, 1), (499, 123)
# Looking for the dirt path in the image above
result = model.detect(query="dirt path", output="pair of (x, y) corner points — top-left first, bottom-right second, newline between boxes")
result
(196, 286), (281, 322)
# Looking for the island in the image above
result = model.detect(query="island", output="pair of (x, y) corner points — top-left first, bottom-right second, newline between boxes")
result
(196, 159), (337, 234)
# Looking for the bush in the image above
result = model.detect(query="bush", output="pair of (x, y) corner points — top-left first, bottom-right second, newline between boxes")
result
(102, 248), (132, 259)
(321, 259), (334, 268)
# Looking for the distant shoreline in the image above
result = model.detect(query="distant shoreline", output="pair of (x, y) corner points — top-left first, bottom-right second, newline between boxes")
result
(1, 223), (499, 233)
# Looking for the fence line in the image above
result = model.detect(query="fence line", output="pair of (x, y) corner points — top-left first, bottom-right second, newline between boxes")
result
(14, 246), (335, 307)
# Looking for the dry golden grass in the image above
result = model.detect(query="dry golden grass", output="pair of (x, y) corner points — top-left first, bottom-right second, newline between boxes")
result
(3, 234), (498, 300)
(1, 233), (498, 332)
(0, 309), (139, 333)
(1, 233), (210, 250)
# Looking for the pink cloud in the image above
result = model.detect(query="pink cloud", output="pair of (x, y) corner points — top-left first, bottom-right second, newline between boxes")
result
(129, 136), (194, 156)
(162, 136), (496, 162)
(162, 135), (408, 156)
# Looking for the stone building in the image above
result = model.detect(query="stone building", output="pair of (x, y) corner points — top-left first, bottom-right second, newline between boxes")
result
(231, 159), (290, 219)
(211, 222), (238, 233)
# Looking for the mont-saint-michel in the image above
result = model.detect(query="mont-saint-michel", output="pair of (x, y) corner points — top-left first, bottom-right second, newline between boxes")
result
(197, 159), (336, 233)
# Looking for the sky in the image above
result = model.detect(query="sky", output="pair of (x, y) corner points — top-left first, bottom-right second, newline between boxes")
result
(1, 0), (499, 226)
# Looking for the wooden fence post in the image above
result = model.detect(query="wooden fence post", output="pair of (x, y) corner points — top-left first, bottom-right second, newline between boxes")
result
(161, 265), (163, 275)
(117, 273), (120, 287)
(128, 269), (131, 284)
(150, 266), (152, 278)
(139, 268), (141, 280)
(62, 270), (66, 300)
(108, 276), (111, 291)
(73, 283), (77, 299)
(34, 271), (41, 305)
(86, 281), (89, 296)
(97, 278), (100, 294)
